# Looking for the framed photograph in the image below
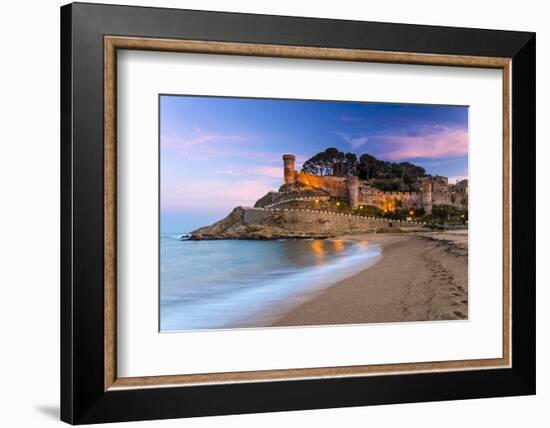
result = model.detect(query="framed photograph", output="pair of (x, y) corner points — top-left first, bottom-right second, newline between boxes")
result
(60, 2), (535, 424)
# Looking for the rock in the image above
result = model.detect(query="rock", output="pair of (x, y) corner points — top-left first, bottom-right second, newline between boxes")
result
(187, 191), (423, 240)
(188, 207), (336, 240)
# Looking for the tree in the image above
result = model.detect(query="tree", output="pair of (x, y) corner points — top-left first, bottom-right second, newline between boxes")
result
(343, 152), (358, 175)
(431, 206), (449, 225)
(356, 154), (426, 190)
(356, 154), (379, 180)
(301, 148), (357, 176)
(394, 198), (403, 209)
(302, 147), (428, 191)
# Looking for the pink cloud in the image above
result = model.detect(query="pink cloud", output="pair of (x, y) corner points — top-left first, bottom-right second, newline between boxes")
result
(162, 177), (277, 212)
(217, 165), (282, 179)
(162, 128), (294, 165)
(217, 158), (307, 179)
(379, 127), (468, 160)
(162, 126), (249, 160)
(250, 166), (282, 179)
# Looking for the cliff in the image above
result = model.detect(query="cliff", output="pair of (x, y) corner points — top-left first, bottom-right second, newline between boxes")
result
(189, 207), (334, 240)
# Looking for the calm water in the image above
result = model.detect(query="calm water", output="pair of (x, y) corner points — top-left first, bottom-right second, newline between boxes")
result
(160, 236), (381, 331)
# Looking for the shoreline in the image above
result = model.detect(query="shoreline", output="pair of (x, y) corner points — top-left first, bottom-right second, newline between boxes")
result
(269, 231), (468, 327)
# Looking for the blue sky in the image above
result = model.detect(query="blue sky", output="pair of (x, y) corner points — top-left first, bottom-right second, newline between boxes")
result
(160, 95), (468, 234)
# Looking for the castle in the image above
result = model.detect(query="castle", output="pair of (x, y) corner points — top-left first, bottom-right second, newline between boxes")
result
(282, 154), (468, 214)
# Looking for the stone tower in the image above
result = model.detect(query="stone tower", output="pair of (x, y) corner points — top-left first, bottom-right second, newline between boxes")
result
(348, 176), (359, 209)
(282, 154), (296, 187)
(421, 180), (433, 214)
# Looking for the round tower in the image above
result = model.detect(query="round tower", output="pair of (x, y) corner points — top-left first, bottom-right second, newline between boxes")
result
(348, 176), (359, 209)
(282, 154), (296, 187)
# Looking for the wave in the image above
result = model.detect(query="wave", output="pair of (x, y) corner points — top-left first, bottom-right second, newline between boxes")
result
(161, 233), (189, 240)
(160, 240), (381, 332)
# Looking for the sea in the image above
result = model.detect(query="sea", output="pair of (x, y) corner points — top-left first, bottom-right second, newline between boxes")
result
(160, 235), (381, 332)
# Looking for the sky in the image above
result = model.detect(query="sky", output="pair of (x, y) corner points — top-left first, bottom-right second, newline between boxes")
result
(160, 95), (468, 234)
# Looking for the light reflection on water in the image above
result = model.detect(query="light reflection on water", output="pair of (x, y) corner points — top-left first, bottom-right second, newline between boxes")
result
(160, 236), (380, 331)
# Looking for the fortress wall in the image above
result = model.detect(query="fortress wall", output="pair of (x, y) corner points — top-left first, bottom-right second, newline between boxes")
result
(243, 207), (423, 234)
(431, 190), (468, 208)
(283, 154), (467, 216)
(289, 166), (467, 213)
(295, 172), (349, 198)
(357, 190), (422, 210)
(357, 188), (467, 212)
(432, 192), (451, 206)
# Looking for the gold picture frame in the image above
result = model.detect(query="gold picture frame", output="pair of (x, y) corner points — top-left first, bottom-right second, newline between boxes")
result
(103, 35), (512, 391)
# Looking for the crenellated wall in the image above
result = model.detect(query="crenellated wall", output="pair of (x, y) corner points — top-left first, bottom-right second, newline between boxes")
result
(357, 185), (422, 211)
(284, 155), (467, 214)
(431, 191), (468, 208)
(243, 207), (425, 235)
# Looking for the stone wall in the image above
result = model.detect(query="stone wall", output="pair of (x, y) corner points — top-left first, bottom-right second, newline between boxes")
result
(431, 190), (468, 208)
(284, 155), (468, 214)
(357, 185), (422, 211)
(243, 207), (424, 235)
(294, 171), (349, 198)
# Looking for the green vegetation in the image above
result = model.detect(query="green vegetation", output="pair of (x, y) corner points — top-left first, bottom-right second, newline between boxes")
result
(301, 147), (429, 191)
(356, 204), (383, 217)
(301, 147), (357, 177)
(381, 207), (425, 221)
(356, 154), (427, 190)
(430, 205), (468, 226)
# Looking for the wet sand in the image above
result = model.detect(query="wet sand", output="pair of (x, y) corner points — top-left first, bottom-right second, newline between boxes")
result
(271, 231), (468, 327)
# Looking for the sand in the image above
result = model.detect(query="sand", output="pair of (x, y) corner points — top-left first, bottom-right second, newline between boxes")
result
(271, 231), (468, 327)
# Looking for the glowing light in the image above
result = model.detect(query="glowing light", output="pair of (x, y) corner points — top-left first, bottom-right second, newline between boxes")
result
(331, 239), (345, 252)
(336, 202), (340, 206)
(315, 199), (319, 203)
(359, 206), (363, 209)
(310, 240), (325, 262)
(409, 210), (414, 216)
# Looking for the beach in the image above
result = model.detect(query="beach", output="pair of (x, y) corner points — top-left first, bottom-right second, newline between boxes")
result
(160, 230), (468, 331)
(271, 231), (468, 327)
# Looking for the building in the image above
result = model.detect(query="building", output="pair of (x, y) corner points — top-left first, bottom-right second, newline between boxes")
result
(282, 154), (468, 213)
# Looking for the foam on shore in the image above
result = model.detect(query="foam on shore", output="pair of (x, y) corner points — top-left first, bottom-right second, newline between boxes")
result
(160, 239), (381, 332)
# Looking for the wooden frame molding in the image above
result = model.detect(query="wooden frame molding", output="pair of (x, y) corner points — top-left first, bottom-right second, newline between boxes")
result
(104, 35), (512, 391)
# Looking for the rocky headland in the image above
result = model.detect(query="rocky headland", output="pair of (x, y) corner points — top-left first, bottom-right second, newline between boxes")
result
(186, 149), (468, 241)
(187, 205), (425, 241)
